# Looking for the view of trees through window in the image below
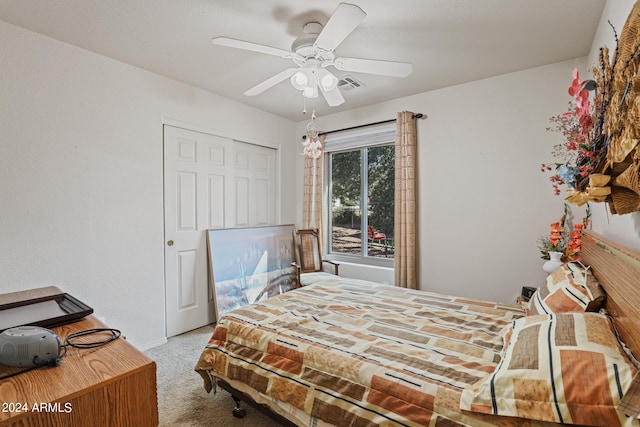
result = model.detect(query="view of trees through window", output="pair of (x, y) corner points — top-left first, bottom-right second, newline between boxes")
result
(330, 144), (394, 259)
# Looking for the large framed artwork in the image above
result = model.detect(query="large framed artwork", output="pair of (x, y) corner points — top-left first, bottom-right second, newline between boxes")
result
(207, 224), (298, 319)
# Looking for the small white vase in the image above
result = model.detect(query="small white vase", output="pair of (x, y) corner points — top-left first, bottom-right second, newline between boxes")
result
(543, 251), (564, 273)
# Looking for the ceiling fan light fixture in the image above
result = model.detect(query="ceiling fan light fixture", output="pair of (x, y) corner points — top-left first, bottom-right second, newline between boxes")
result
(319, 72), (339, 92)
(302, 85), (318, 98)
(290, 70), (308, 90)
(213, 2), (412, 109)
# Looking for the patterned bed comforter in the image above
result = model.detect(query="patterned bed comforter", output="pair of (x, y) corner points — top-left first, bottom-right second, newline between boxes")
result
(195, 277), (544, 426)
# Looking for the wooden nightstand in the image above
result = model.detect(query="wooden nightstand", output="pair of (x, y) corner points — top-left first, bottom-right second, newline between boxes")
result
(0, 288), (158, 427)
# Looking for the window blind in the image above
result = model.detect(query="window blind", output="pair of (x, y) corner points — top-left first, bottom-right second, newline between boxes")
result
(323, 122), (395, 152)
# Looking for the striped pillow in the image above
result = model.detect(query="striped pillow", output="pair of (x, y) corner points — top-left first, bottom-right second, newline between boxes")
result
(460, 312), (638, 426)
(527, 262), (605, 315)
(619, 372), (640, 418)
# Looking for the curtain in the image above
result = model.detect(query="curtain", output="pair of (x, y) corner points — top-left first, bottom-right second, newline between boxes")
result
(302, 135), (325, 236)
(394, 111), (417, 289)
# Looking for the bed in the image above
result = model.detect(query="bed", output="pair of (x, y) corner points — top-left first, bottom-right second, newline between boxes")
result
(195, 231), (640, 426)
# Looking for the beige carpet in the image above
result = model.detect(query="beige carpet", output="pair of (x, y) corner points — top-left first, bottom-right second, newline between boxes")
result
(144, 325), (285, 426)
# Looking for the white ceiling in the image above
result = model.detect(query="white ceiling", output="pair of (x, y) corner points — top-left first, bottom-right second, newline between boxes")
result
(0, 0), (606, 122)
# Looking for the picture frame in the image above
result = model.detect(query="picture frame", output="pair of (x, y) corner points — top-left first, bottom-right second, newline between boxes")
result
(207, 224), (298, 320)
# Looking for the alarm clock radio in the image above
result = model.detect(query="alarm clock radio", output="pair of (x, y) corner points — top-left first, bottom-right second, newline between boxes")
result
(521, 286), (537, 302)
(0, 326), (62, 367)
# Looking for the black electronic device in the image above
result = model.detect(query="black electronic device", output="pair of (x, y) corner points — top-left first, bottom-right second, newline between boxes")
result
(0, 292), (93, 333)
(521, 286), (537, 302)
(0, 326), (62, 367)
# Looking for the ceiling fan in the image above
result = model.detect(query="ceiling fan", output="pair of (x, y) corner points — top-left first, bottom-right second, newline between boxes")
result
(211, 2), (413, 107)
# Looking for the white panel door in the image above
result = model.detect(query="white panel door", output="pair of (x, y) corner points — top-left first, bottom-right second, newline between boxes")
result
(229, 141), (276, 227)
(164, 126), (276, 337)
(251, 147), (275, 226)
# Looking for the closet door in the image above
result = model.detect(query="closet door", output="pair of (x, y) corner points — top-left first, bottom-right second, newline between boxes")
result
(163, 125), (276, 336)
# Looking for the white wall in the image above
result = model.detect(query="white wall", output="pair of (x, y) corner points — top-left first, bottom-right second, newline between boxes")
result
(585, 0), (640, 250)
(0, 21), (297, 350)
(296, 59), (588, 304)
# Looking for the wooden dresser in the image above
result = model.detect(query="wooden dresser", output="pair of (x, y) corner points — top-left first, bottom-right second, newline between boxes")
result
(0, 288), (158, 427)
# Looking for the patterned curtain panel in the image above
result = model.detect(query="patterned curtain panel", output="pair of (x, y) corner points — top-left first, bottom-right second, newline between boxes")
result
(302, 135), (325, 244)
(395, 111), (417, 289)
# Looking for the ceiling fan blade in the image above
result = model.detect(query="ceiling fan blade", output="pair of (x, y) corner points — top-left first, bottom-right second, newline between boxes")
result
(314, 3), (366, 52)
(212, 36), (291, 58)
(244, 68), (298, 96)
(333, 57), (413, 78)
(320, 85), (345, 107)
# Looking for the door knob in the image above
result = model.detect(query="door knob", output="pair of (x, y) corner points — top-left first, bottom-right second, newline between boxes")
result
(167, 240), (174, 246)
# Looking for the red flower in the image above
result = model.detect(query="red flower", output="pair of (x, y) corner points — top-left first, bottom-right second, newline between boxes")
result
(580, 115), (593, 133)
(549, 222), (564, 245)
(568, 68), (588, 97)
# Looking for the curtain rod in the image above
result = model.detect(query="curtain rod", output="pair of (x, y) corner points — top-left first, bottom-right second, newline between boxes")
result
(302, 113), (424, 140)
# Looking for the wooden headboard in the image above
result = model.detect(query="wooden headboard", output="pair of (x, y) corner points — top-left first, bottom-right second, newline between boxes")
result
(581, 230), (640, 360)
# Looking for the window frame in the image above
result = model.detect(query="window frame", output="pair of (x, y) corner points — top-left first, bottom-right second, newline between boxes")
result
(323, 123), (395, 268)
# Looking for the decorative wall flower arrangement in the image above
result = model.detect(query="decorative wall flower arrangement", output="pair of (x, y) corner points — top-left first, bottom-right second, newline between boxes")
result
(541, 2), (640, 215)
(541, 68), (599, 196)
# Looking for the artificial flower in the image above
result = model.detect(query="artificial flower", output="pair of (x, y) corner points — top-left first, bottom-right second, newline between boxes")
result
(557, 164), (577, 188)
(568, 68), (587, 97)
(537, 204), (591, 261)
(542, 68), (599, 198)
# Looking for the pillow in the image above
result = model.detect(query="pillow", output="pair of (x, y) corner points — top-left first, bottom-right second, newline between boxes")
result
(619, 372), (640, 419)
(460, 312), (639, 426)
(527, 262), (606, 315)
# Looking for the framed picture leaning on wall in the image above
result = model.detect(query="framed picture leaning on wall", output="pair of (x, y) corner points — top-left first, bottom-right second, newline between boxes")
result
(207, 224), (297, 320)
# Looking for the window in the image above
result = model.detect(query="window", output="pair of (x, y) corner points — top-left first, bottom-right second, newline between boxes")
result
(324, 124), (395, 264)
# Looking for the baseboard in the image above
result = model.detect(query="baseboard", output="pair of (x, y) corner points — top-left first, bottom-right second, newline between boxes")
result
(136, 336), (168, 352)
